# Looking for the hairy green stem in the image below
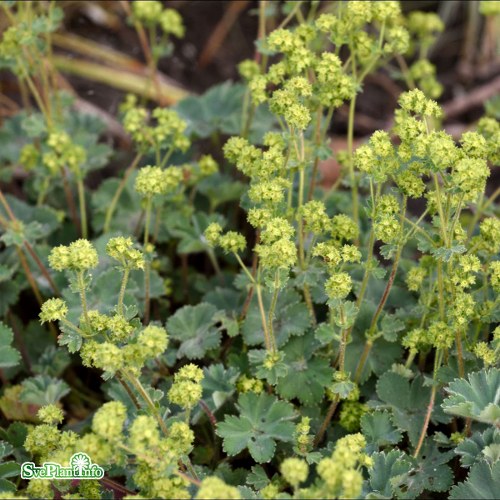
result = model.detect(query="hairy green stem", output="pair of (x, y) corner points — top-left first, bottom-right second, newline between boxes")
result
(143, 196), (152, 324)
(267, 272), (280, 353)
(255, 281), (272, 352)
(77, 271), (89, 326)
(117, 267), (130, 317)
(76, 176), (88, 239)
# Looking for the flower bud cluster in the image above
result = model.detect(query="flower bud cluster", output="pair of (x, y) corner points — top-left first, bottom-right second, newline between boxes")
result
(294, 417), (312, 455)
(339, 400), (369, 432)
(311, 433), (370, 499)
(237, 375), (264, 394)
(299, 201), (331, 235)
(122, 97), (190, 152)
(255, 218), (297, 270)
(106, 236), (145, 270)
(196, 477), (241, 499)
(135, 165), (184, 197)
(132, 1), (185, 38)
(477, 117), (500, 164)
(355, 131), (399, 183)
(42, 131), (87, 176)
(39, 298), (68, 323)
(280, 457), (309, 488)
(168, 363), (204, 410)
(406, 266), (427, 292)
(49, 239), (98, 272)
(37, 404), (64, 425)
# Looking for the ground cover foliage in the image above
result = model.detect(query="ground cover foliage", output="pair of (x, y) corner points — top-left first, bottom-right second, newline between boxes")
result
(0, 1), (499, 499)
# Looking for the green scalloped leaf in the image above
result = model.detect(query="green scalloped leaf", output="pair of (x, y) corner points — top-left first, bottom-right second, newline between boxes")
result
(361, 411), (402, 452)
(368, 450), (412, 498)
(376, 372), (451, 446)
(442, 368), (500, 425)
(0, 322), (20, 369)
(167, 303), (221, 359)
(276, 335), (333, 406)
(19, 375), (70, 406)
(449, 460), (500, 499)
(242, 289), (310, 348)
(216, 392), (295, 463)
(456, 428), (500, 468)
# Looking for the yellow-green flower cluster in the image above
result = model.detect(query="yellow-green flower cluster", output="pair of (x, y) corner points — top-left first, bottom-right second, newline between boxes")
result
(247, 207), (272, 229)
(294, 417), (312, 455)
(339, 401), (369, 432)
(331, 214), (359, 242)
(168, 363), (204, 410)
(133, 1), (184, 37)
(299, 201), (331, 235)
(135, 165), (183, 197)
(198, 155), (219, 176)
(137, 324), (168, 358)
(407, 11), (444, 52)
(396, 169), (426, 198)
(325, 272), (352, 300)
(429, 321), (454, 350)
(398, 88), (442, 118)
(374, 214), (401, 245)
(19, 143), (40, 171)
(151, 109), (189, 150)
(158, 9), (185, 38)
(238, 59), (260, 81)
(122, 98), (189, 151)
(106, 236), (145, 270)
(196, 477), (241, 500)
(355, 131), (398, 183)
(248, 178), (290, 205)
(406, 266), (427, 292)
(480, 1), (500, 15)
(24, 424), (61, 458)
(402, 328), (432, 353)
(129, 414), (161, 456)
(489, 261), (500, 292)
(49, 239), (98, 272)
(449, 254), (480, 290)
(311, 433), (370, 499)
(474, 341), (497, 367)
(26, 479), (54, 499)
(269, 84), (311, 130)
(255, 218), (297, 270)
(78, 480), (102, 500)
(81, 341), (123, 374)
(314, 52), (356, 108)
(478, 217), (500, 254)
(410, 59), (443, 99)
(449, 292), (475, 328)
(39, 298), (68, 323)
(341, 244), (362, 263)
(280, 457), (309, 489)
(204, 222), (223, 247)
(223, 137), (262, 177)
(92, 401), (127, 440)
(107, 314), (134, 342)
(313, 242), (341, 269)
(477, 117), (500, 164)
(451, 158), (490, 197)
(219, 231), (246, 254)
(132, 1), (162, 22)
(37, 405), (64, 425)
(237, 375), (264, 394)
(43, 131), (86, 176)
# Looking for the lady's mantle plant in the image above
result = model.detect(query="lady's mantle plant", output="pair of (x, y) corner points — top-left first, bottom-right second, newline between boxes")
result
(0, 1), (498, 499)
